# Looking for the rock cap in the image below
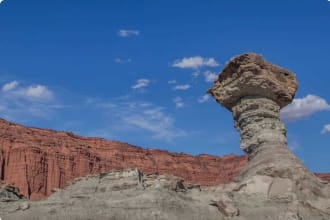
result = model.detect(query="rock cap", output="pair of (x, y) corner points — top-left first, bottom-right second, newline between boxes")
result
(208, 53), (298, 110)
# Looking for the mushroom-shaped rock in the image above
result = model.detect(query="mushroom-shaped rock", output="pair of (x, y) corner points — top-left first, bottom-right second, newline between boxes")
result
(208, 53), (298, 154)
(208, 53), (330, 214)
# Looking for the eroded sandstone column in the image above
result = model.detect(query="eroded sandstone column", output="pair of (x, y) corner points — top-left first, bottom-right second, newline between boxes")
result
(208, 53), (296, 159)
(208, 53), (329, 201)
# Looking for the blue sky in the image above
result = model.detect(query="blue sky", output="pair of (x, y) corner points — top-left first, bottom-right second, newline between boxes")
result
(0, 0), (330, 172)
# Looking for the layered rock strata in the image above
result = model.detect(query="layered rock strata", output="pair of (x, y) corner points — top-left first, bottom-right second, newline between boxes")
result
(0, 118), (246, 200)
(208, 53), (330, 218)
(0, 111), (329, 202)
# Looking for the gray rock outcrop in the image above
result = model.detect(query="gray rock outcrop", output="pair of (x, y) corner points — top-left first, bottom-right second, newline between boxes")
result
(0, 168), (224, 220)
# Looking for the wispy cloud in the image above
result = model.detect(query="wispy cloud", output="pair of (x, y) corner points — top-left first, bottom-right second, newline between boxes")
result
(173, 96), (184, 108)
(288, 138), (300, 151)
(321, 124), (330, 134)
(191, 70), (200, 78)
(204, 71), (218, 82)
(117, 29), (140, 37)
(132, 79), (150, 90)
(0, 0), (4, 4)
(114, 58), (132, 64)
(198, 94), (210, 103)
(281, 94), (330, 122)
(172, 56), (219, 69)
(168, 80), (177, 84)
(2, 80), (19, 92)
(173, 84), (191, 91)
(87, 99), (186, 141)
(123, 108), (186, 140)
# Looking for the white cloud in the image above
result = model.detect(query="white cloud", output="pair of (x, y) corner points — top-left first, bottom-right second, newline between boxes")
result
(117, 29), (140, 37)
(132, 79), (150, 90)
(198, 94), (210, 103)
(1, 81), (54, 101)
(168, 80), (177, 84)
(173, 96), (184, 108)
(173, 84), (191, 91)
(204, 71), (218, 82)
(321, 124), (330, 134)
(281, 94), (330, 121)
(2, 81), (19, 92)
(114, 58), (132, 64)
(0, 82), (58, 121)
(25, 85), (54, 100)
(0, 0), (4, 4)
(172, 56), (219, 69)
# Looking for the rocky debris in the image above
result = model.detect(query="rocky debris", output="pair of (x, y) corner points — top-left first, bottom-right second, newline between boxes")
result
(18, 202), (29, 211)
(0, 182), (23, 202)
(210, 194), (239, 217)
(208, 53), (330, 219)
(0, 118), (246, 200)
(0, 168), (224, 220)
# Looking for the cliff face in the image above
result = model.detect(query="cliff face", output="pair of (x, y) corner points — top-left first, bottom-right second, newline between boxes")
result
(0, 119), (247, 200)
(316, 173), (330, 183)
(0, 118), (329, 201)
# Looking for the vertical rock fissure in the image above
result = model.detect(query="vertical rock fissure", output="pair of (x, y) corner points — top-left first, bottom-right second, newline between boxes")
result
(1, 157), (5, 180)
(24, 152), (32, 198)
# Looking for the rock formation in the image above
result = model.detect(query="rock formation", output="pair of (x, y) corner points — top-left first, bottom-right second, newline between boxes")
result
(0, 118), (246, 200)
(0, 53), (330, 219)
(0, 110), (329, 202)
(208, 53), (330, 219)
(0, 182), (22, 202)
(0, 168), (225, 220)
(208, 53), (301, 179)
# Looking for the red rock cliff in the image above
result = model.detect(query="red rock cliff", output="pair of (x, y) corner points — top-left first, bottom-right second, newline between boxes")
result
(0, 119), (247, 200)
(0, 119), (328, 200)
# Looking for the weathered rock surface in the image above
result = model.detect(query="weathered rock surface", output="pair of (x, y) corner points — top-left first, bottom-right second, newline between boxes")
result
(208, 53), (330, 219)
(0, 168), (224, 220)
(208, 53), (298, 110)
(0, 182), (23, 202)
(0, 115), (329, 202)
(0, 118), (246, 200)
(1, 168), (329, 220)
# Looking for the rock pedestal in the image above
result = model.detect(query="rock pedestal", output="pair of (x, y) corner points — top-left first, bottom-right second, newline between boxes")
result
(208, 53), (330, 218)
(208, 53), (307, 183)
